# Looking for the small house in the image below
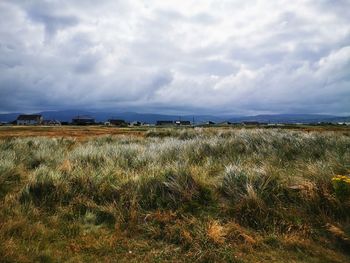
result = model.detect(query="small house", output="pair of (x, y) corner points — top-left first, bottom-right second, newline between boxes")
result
(206, 121), (216, 125)
(43, 120), (61, 126)
(142, 123), (152, 127)
(108, 119), (127, 127)
(242, 121), (260, 125)
(131, 121), (141, 126)
(72, 116), (95, 125)
(175, 120), (191, 126)
(16, 114), (43, 125)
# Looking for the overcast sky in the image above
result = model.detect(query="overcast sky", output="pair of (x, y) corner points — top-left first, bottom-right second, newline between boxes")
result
(0, 0), (349, 115)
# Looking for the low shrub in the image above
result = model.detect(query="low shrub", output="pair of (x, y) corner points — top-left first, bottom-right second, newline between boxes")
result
(332, 175), (350, 201)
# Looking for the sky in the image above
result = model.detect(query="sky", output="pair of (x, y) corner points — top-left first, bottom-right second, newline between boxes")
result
(0, 0), (349, 115)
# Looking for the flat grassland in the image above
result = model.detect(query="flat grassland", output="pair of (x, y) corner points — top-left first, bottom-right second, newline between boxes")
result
(1, 126), (350, 262)
(0, 126), (145, 139)
(0, 125), (348, 139)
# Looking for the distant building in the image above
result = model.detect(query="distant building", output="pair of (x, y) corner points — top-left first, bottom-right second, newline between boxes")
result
(175, 120), (191, 126)
(156, 120), (174, 126)
(130, 121), (142, 126)
(206, 121), (216, 125)
(72, 116), (95, 125)
(142, 123), (153, 127)
(338, 122), (350, 126)
(43, 120), (61, 126)
(108, 119), (127, 126)
(242, 121), (260, 125)
(16, 114), (43, 125)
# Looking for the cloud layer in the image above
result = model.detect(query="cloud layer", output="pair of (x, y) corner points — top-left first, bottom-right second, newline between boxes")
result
(0, 0), (349, 115)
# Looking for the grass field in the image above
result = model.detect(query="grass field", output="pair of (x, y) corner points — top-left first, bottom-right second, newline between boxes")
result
(0, 125), (349, 139)
(0, 126), (146, 140)
(1, 126), (350, 262)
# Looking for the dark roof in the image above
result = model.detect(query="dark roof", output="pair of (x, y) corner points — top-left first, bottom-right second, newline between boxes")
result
(17, 114), (42, 120)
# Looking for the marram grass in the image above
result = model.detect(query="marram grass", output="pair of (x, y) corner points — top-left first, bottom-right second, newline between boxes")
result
(0, 128), (350, 262)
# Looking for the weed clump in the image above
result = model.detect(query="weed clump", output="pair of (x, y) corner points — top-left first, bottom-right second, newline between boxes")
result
(0, 161), (21, 198)
(20, 166), (69, 207)
(221, 165), (281, 203)
(139, 169), (214, 212)
(332, 175), (350, 201)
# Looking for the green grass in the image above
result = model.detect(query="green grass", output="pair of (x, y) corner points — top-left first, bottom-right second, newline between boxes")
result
(1, 128), (350, 262)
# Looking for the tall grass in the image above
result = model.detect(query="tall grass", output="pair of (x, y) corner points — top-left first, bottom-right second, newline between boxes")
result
(1, 129), (350, 262)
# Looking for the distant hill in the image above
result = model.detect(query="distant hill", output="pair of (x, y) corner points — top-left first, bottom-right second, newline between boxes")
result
(228, 114), (350, 124)
(0, 111), (349, 124)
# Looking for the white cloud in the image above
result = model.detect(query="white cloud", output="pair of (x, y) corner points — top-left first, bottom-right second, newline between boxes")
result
(0, 0), (349, 114)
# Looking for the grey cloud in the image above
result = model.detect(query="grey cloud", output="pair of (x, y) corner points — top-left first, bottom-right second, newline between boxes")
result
(25, 3), (79, 37)
(28, 12), (78, 37)
(0, 0), (349, 115)
(74, 53), (101, 74)
(156, 9), (218, 25)
(180, 60), (238, 76)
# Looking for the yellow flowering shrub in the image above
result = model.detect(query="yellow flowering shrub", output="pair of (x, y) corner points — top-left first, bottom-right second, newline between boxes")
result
(332, 175), (350, 200)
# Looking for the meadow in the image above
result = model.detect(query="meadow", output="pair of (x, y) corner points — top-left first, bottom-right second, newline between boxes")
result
(0, 127), (350, 262)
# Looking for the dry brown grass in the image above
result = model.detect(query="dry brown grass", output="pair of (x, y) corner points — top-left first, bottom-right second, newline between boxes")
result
(1, 125), (349, 140)
(0, 126), (145, 140)
(206, 220), (227, 245)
